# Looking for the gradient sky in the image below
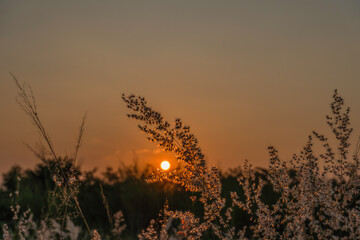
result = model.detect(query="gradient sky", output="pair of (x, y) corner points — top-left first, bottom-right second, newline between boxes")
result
(1, 1), (360, 176)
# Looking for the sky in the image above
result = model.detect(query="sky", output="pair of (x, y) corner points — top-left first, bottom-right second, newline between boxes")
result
(1, 1), (360, 176)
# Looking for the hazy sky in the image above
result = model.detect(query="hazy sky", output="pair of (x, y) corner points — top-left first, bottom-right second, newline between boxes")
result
(1, 1), (360, 175)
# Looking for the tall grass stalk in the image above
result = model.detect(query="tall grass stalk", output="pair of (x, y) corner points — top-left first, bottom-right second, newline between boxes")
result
(122, 90), (359, 239)
(11, 74), (92, 236)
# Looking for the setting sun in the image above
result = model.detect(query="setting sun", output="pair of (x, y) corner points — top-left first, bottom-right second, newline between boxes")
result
(160, 160), (170, 171)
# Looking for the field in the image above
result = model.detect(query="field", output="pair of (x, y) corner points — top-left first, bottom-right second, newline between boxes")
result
(1, 79), (359, 239)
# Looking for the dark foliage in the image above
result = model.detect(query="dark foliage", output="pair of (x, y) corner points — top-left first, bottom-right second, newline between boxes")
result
(0, 163), (279, 238)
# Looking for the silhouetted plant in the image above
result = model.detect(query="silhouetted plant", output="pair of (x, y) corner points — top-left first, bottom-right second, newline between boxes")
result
(122, 90), (359, 239)
(10, 75), (93, 238)
(2, 77), (359, 239)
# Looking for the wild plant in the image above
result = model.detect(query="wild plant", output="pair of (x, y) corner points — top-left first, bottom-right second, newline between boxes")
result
(122, 94), (246, 239)
(122, 90), (359, 239)
(138, 202), (173, 240)
(3, 76), (358, 239)
(1, 174), (82, 240)
(11, 75), (97, 239)
(2, 176), (35, 240)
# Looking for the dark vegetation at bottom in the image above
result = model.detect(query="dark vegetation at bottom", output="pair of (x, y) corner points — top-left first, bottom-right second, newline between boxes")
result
(0, 163), (280, 238)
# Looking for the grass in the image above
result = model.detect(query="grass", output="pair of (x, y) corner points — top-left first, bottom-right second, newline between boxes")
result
(1, 76), (359, 239)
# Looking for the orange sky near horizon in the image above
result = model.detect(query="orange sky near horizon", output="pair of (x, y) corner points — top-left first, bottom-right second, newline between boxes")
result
(1, 1), (360, 176)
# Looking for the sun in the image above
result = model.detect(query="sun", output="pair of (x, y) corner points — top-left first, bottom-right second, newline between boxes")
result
(160, 160), (170, 171)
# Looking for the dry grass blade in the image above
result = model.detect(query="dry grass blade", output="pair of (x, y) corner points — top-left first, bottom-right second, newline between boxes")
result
(100, 183), (113, 226)
(11, 73), (92, 236)
(73, 113), (87, 165)
(11, 72), (57, 161)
